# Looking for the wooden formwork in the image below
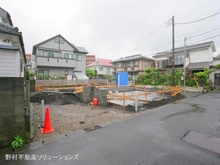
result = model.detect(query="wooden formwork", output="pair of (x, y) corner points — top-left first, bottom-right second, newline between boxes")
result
(107, 85), (183, 110)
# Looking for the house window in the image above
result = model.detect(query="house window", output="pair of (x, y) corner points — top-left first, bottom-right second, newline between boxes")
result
(57, 59), (59, 62)
(43, 51), (54, 57)
(175, 55), (184, 65)
(38, 70), (49, 75)
(65, 70), (69, 75)
(66, 60), (68, 63)
(54, 39), (64, 44)
(127, 62), (131, 67)
(64, 53), (73, 59)
(115, 63), (120, 68)
(99, 67), (103, 71)
(76, 55), (82, 61)
(134, 60), (139, 67)
(106, 67), (110, 73)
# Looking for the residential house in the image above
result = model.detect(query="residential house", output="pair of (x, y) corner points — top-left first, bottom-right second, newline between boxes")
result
(153, 41), (220, 86)
(87, 58), (113, 77)
(0, 7), (26, 77)
(209, 57), (220, 87)
(112, 54), (155, 80)
(32, 34), (88, 78)
(86, 54), (96, 65)
(153, 41), (216, 71)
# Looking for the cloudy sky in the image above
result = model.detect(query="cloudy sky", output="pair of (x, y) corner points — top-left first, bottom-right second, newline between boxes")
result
(1, 0), (220, 60)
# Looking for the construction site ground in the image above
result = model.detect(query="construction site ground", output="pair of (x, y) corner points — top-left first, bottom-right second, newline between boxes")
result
(31, 91), (184, 142)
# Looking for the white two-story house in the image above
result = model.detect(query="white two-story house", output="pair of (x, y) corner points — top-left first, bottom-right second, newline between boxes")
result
(32, 34), (88, 78)
(87, 58), (113, 78)
(0, 7), (26, 77)
(153, 41), (216, 71)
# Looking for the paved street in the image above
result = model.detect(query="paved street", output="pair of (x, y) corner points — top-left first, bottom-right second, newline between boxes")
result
(1, 91), (220, 165)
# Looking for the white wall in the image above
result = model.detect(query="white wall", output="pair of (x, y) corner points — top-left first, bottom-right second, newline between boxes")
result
(87, 65), (113, 75)
(0, 49), (21, 77)
(75, 53), (86, 74)
(189, 47), (213, 63)
(154, 56), (169, 61)
(213, 60), (220, 66)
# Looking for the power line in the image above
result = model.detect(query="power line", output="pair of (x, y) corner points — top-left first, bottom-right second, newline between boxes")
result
(175, 11), (220, 25)
(188, 33), (220, 44)
(141, 40), (182, 57)
(189, 27), (220, 38)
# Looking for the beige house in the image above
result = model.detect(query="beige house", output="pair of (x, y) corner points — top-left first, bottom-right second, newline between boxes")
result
(112, 54), (155, 80)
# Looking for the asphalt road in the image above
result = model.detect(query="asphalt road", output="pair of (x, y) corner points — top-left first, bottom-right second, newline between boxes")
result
(1, 91), (220, 165)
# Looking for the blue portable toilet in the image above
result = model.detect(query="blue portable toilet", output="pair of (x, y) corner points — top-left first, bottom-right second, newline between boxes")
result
(115, 72), (128, 86)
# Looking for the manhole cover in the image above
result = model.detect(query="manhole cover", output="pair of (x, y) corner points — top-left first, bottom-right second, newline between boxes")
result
(84, 125), (102, 132)
(183, 131), (220, 154)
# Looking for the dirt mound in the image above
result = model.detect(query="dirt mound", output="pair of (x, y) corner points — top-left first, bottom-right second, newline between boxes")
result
(30, 92), (81, 105)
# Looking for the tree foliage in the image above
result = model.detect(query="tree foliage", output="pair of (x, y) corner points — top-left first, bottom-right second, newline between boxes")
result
(136, 67), (183, 85)
(102, 74), (114, 82)
(194, 68), (210, 86)
(216, 63), (220, 69)
(86, 68), (95, 78)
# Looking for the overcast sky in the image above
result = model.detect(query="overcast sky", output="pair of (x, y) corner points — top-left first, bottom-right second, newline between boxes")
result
(1, 0), (220, 60)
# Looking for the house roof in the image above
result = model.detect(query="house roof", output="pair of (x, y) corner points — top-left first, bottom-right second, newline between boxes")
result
(0, 24), (26, 63)
(112, 54), (154, 63)
(0, 22), (20, 35)
(74, 46), (88, 53)
(97, 58), (112, 66)
(187, 61), (212, 70)
(153, 41), (216, 57)
(0, 7), (13, 26)
(87, 58), (112, 67)
(32, 34), (88, 54)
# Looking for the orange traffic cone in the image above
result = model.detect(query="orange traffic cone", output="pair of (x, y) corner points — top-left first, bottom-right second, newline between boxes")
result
(40, 106), (54, 134)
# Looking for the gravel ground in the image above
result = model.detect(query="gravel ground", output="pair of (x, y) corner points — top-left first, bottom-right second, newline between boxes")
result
(31, 92), (185, 141)
(31, 103), (135, 141)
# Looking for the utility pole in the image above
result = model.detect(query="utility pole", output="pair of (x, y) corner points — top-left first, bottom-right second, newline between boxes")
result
(184, 37), (187, 95)
(172, 16), (175, 86)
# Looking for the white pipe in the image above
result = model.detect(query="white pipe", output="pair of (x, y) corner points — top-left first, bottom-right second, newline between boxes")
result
(135, 95), (138, 112)
(41, 100), (45, 127)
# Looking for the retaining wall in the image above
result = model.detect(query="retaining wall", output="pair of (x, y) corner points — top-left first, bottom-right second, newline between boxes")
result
(0, 78), (26, 149)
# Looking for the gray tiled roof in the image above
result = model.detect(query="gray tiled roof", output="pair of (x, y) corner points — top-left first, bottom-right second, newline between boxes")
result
(75, 46), (88, 53)
(112, 54), (154, 63)
(187, 61), (212, 70)
(0, 22), (19, 35)
(154, 41), (215, 57)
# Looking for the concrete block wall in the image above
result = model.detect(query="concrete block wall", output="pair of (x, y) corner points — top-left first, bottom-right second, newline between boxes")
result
(0, 78), (26, 149)
(83, 86), (107, 106)
(30, 80), (36, 92)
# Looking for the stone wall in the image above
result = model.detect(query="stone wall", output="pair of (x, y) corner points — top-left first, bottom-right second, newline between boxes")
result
(0, 78), (26, 149)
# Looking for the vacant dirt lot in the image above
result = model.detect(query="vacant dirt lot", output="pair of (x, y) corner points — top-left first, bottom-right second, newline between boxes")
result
(31, 92), (184, 141)
(31, 103), (135, 141)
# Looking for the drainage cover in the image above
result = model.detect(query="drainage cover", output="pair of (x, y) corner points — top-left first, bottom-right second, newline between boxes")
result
(84, 125), (102, 132)
(183, 131), (220, 154)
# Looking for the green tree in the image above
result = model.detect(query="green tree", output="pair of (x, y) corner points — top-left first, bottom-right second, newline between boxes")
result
(194, 68), (210, 86)
(94, 69), (97, 77)
(216, 63), (220, 69)
(102, 74), (114, 82)
(86, 68), (95, 78)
